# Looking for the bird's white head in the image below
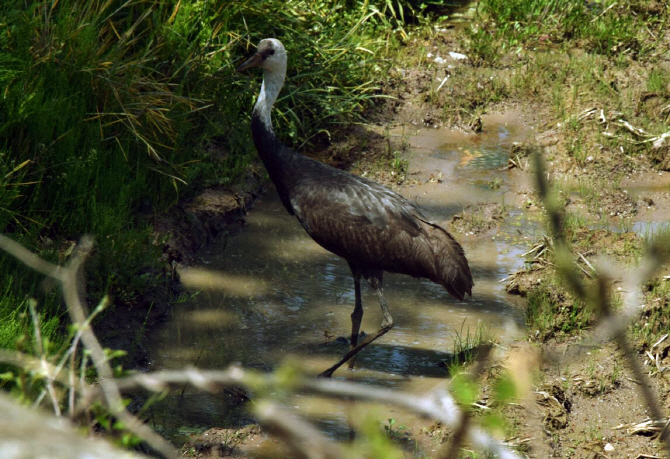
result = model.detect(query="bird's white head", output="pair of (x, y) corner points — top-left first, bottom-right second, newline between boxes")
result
(237, 38), (287, 76)
(237, 38), (288, 132)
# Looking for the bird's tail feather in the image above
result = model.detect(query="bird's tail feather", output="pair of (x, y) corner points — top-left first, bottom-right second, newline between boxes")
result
(423, 222), (473, 301)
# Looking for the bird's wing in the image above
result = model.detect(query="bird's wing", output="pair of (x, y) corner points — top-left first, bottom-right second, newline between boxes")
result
(287, 172), (431, 271)
(289, 169), (473, 299)
(290, 173), (422, 237)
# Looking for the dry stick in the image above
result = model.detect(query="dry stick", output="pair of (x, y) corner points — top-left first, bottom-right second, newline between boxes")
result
(318, 323), (394, 378)
(68, 339), (78, 415)
(0, 234), (178, 459)
(441, 344), (493, 459)
(103, 366), (522, 459)
(0, 346), (88, 414)
(58, 298), (108, 415)
(0, 348), (62, 378)
(29, 297), (108, 415)
(255, 400), (347, 459)
(60, 238), (178, 459)
(532, 155), (670, 455)
(29, 300), (61, 415)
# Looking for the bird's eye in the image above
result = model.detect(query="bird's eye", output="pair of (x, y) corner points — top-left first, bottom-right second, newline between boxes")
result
(269, 49), (275, 55)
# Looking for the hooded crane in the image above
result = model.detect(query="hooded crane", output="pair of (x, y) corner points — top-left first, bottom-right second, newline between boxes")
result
(237, 38), (473, 377)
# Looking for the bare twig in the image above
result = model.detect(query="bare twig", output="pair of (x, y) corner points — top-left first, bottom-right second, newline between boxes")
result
(30, 300), (61, 416)
(318, 323), (394, 377)
(0, 348), (63, 382)
(532, 154), (670, 455)
(90, 365), (522, 459)
(0, 234), (178, 459)
(255, 401), (347, 459)
(577, 252), (595, 273)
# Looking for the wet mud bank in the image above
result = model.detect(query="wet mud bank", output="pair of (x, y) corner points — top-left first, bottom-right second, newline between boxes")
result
(154, 184), (262, 266)
(99, 175), (266, 369)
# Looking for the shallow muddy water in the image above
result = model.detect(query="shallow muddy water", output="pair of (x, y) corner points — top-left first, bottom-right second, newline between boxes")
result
(147, 112), (540, 445)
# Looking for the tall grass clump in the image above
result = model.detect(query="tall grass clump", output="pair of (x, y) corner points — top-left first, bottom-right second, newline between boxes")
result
(0, 0), (415, 361)
(525, 278), (594, 342)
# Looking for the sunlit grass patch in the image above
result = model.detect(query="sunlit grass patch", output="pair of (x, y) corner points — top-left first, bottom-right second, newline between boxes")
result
(466, 0), (666, 64)
(525, 274), (594, 341)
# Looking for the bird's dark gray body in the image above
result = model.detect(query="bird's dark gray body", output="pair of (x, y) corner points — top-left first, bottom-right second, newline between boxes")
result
(252, 113), (472, 301)
(239, 38), (472, 376)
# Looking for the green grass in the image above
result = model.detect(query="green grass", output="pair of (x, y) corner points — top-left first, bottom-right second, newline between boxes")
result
(442, 67), (509, 124)
(463, 0), (669, 133)
(466, 0), (666, 64)
(0, 0), (402, 238)
(647, 68), (670, 93)
(630, 228), (670, 346)
(0, 294), (61, 357)
(525, 276), (594, 341)
(444, 321), (492, 374)
(0, 284), (64, 394)
(635, 277), (670, 343)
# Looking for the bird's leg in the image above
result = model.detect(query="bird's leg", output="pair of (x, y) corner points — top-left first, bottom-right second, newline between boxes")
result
(378, 289), (393, 327)
(319, 269), (394, 378)
(370, 275), (393, 330)
(348, 273), (364, 369)
(318, 325), (394, 378)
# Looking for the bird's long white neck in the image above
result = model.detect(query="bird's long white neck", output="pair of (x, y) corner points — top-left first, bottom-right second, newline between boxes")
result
(254, 68), (285, 133)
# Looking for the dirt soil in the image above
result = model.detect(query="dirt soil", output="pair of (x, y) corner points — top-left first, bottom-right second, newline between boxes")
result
(371, 30), (670, 459)
(99, 173), (267, 369)
(152, 23), (670, 459)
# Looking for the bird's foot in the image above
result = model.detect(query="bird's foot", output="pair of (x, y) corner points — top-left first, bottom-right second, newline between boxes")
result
(334, 331), (367, 346)
(318, 324), (394, 378)
(334, 336), (350, 345)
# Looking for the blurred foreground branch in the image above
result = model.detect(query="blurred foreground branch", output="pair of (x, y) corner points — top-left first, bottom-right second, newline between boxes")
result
(533, 154), (670, 454)
(0, 235), (177, 459)
(0, 391), (149, 459)
(89, 363), (521, 459)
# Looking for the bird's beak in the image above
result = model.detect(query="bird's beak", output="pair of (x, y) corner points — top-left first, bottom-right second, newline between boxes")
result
(236, 52), (263, 72)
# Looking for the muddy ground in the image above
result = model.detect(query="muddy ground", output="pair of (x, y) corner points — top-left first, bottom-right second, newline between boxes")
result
(152, 22), (670, 459)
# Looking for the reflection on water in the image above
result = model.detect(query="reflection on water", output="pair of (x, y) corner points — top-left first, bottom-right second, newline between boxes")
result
(147, 112), (538, 443)
(630, 220), (670, 237)
(430, 116), (520, 170)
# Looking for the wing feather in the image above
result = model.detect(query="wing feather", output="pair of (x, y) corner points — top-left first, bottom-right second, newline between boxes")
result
(285, 156), (472, 300)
